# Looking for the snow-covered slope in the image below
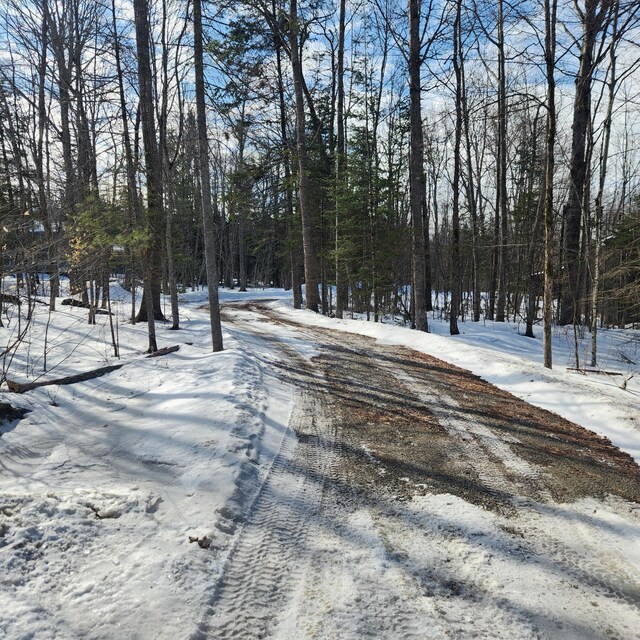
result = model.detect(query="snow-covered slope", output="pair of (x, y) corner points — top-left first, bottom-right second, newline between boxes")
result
(0, 286), (293, 638)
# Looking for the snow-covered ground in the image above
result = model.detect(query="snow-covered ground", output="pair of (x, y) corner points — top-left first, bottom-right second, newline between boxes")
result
(0, 283), (297, 637)
(0, 282), (639, 639)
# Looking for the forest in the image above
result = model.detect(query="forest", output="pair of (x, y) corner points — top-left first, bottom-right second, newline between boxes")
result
(0, 0), (639, 369)
(2, 2), (640, 635)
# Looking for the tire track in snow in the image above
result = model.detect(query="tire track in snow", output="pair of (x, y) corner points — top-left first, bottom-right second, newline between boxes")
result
(193, 391), (332, 640)
(517, 498), (640, 610)
(264, 330), (447, 640)
(381, 355), (640, 615)
(265, 309), (640, 636)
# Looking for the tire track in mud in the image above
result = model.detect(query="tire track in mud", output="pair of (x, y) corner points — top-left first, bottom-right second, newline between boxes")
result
(386, 366), (549, 506)
(302, 326), (537, 514)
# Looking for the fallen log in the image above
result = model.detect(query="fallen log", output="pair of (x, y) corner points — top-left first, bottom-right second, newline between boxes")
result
(61, 298), (91, 308)
(566, 367), (623, 376)
(0, 402), (29, 420)
(59, 299), (112, 314)
(0, 293), (47, 306)
(146, 345), (180, 358)
(6, 363), (125, 393)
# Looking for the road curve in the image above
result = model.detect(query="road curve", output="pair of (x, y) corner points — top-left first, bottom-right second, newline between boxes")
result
(194, 302), (640, 640)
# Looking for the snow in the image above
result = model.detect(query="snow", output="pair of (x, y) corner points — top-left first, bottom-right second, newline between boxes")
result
(0, 283), (638, 639)
(0, 284), (294, 638)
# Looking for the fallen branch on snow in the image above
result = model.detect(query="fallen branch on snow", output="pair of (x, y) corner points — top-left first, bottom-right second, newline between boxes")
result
(566, 368), (623, 376)
(0, 293), (48, 306)
(6, 345), (181, 393)
(145, 345), (180, 358)
(6, 364), (125, 393)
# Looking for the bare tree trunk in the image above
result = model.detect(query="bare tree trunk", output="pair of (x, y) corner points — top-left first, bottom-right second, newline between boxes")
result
(591, 0), (619, 365)
(239, 220), (247, 291)
(409, 0), (428, 332)
(133, 0), (164, 351)
(289, 0), (321, 312)
(165, 173), (180, 330)
(100, 265), (109, 309)
(111, 0), (141, 327)
(495, 0), (508, 323)
(35, 15), (58, 310)
(525, 124), (544, 339)
(159, 0), (180, 330)
(44, 0), (75, 216)
(271, 1), (302, 309)
(193, 0), (223, 351)
(44, 0), (88, 301)
(461, 47), (480, 323)
(335, 0), (348, 319)
(561, 0), (610, 326)
(543, 0), (557, 369)
(450, 0), (462, 335)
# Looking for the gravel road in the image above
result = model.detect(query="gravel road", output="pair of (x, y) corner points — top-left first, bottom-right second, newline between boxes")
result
(195, 302), (640, 640)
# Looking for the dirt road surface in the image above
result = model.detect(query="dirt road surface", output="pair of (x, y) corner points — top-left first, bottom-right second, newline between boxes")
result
(195, 302), (640, 640)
